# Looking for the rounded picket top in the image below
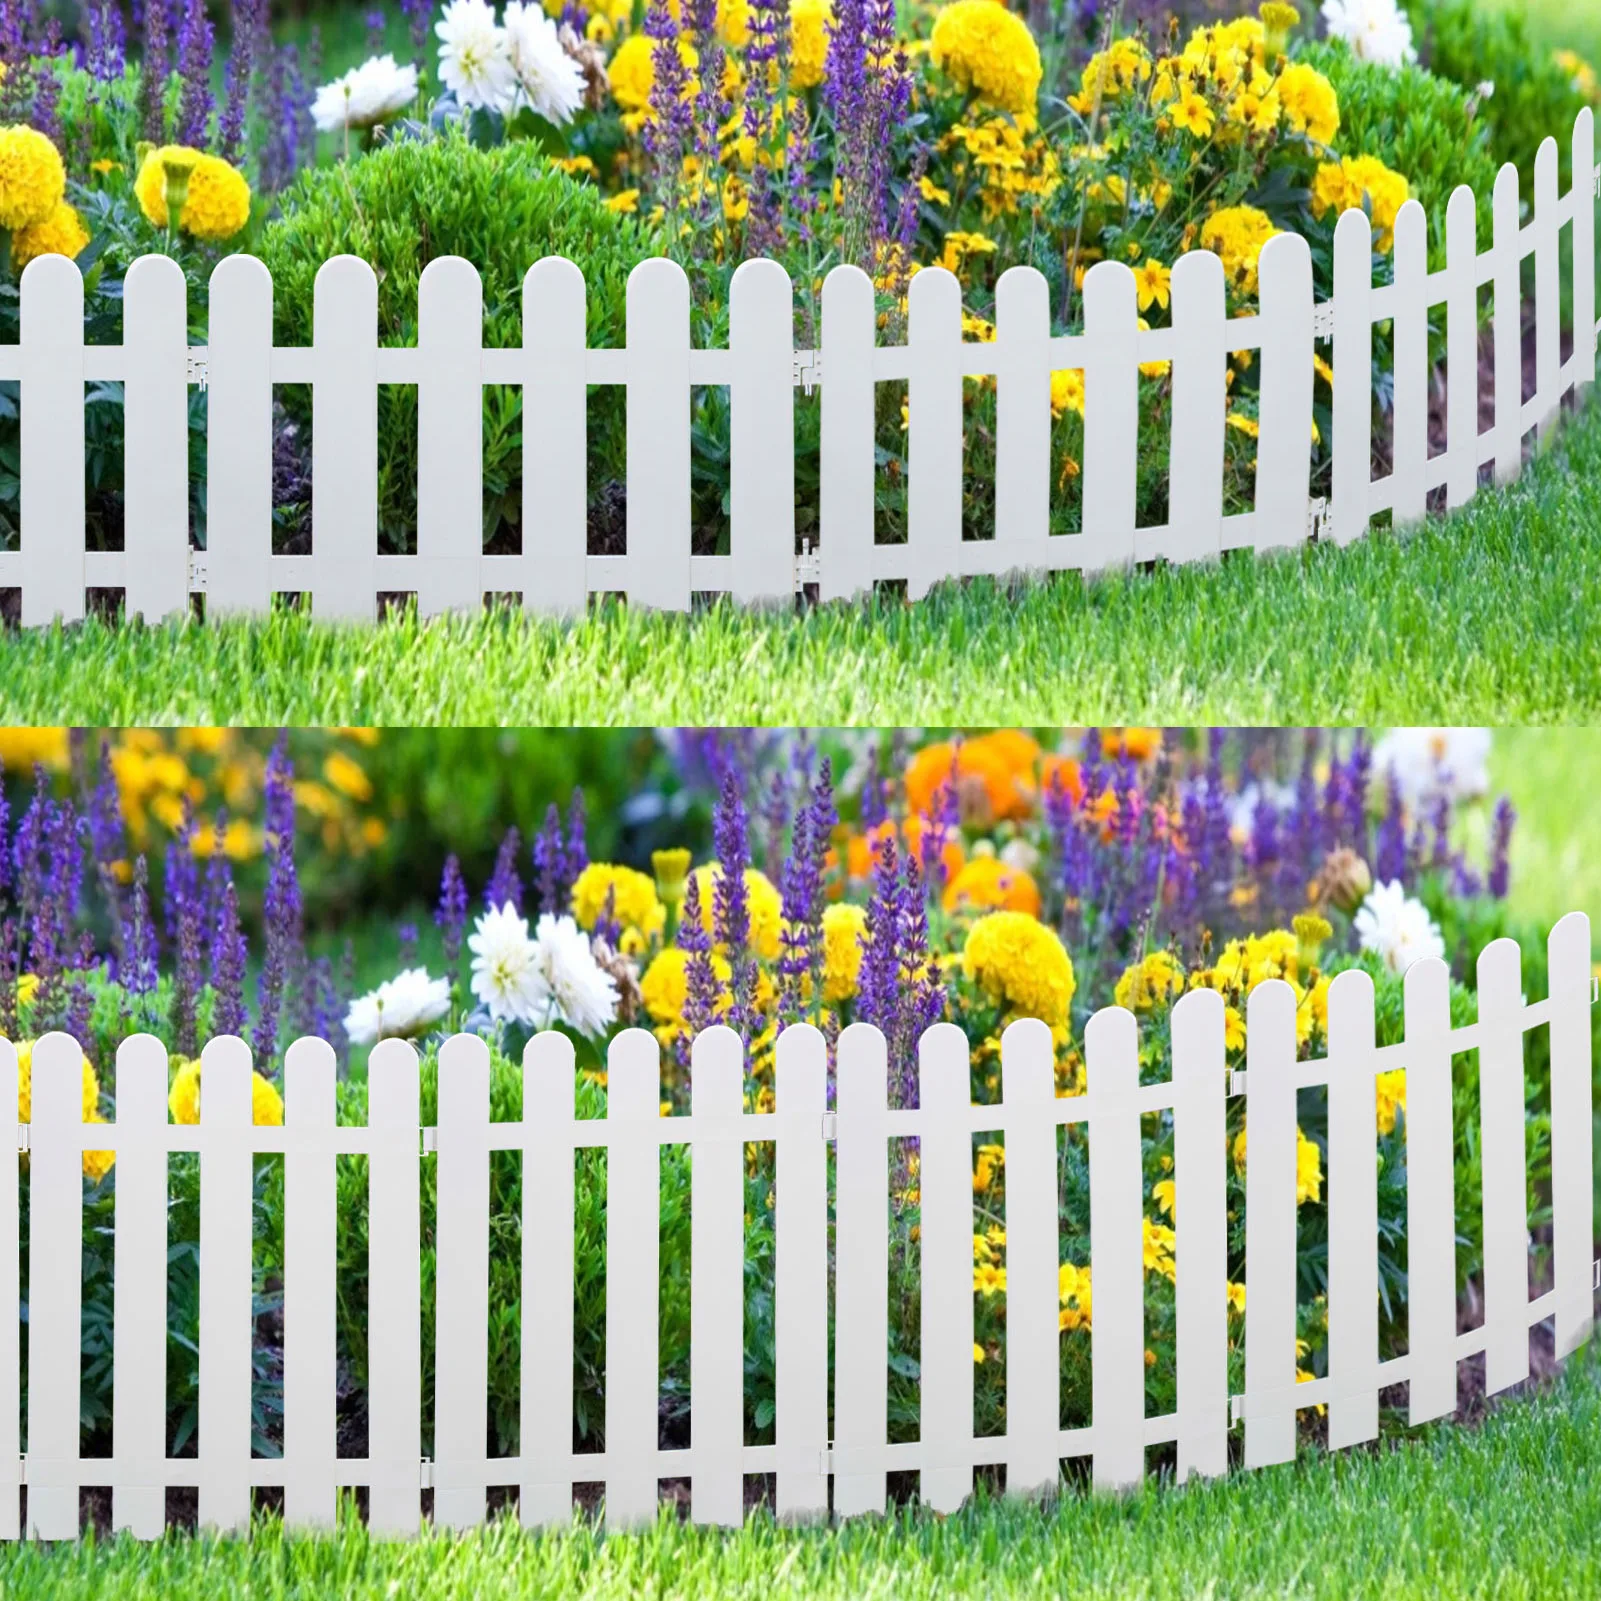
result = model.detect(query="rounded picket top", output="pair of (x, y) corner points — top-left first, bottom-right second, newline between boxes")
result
(690, 1023), (746, 1110)
(907, 261), (962, 323)
(1446, 182), (1477, 240)
(313, 252), (379, 333)
(607, 1024), (663, 1116)
(1332, 201), (1372, 258)
(1257, 225), (1311, 284)
(124, 249), (187, 301)
(209, 248), (273, 297)
(835, 1019), (888, 1102)
(114, 1033), (171, 1121)
(1170, 243), (1224, 300)
(995, 260), (1050, 310)
(18, 247), (84, 304)
(820, 260), (874, 321)
(916, 1020), (969, 1110)
(626, 252), (689, 320)
(1084, 1003), (1137, 1095)
(1325, 964), (1377, 1048)
(418, 254), (483, 329)
(522, 1024), (576, 1114)
(773, 1020), (827, 1103)
(1244, 976), (1300, 1061)
(27, 1032), (89, 1124)
(198, 1032), (255, 1123)
(730, 253), (793, 314)
(1475, 933), (1523, 996)
(284, 1034), (338, 1122)
(523, 253), (586, 329)
(368, 1036), (421, 1126)
(437, 1030), (491, 1125)
(1081, 255), (1138, 313)
(1171, 984), (1226, 1086)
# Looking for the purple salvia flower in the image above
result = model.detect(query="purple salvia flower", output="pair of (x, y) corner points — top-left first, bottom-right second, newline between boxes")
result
(899, 856), (944, 1047)
(740, 0), (788, 248)
(803, 758), (835, 1011)
(920, 776), (956, 901)
(253, 736), (303, 1071)
(141, 0), (171, 141)
(211, 876), (249, 1038)
(859, 740), (886, 829)
(219, 0), (269, 161)
(167, 805), (205, 1058)
(1488, 797), (1515, 900)
(761, 767), (789, 884)
(565, 789), (588, 882)
(85, 0), (127, 80)
(533, 804), (564, 916)
(64, 932), (96, 1053)
(486, 827), (524, 913)
(202, 811), (232, 957)
(643, 0), (694, 211)
(126, 858), (159, 999)
(594, 884), (622, 947)
(31, 25), (65, 144)
(0, 763), (8, 899)
(436, 854), (469, 984)
(678, 869), (719, 1069)
(857, 834), (905, 1094)
(1374, 768), (1407, 887)
(1201, 730), (1231, 896)
(0, 919), (19, 1043)
(775, 804), (813, 1025)
(397, 922), (419, 966)
(711, 769), (755, 1036)
(1428, 791), (1452, 872)
(1343, 733), (1372, 856)
(366, 7), (387, 54)
(401, 0), (431, 59)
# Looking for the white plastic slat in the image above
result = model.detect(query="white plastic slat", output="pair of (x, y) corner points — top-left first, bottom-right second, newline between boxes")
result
(604, 1029), (661, 1529)
(773, 1025), (828, 1522)
(283, 1037), (338, 1529)
(1547, 912), (1595, 1358)
(1086, 1007), (1143, 1490)
(1166, 250), (1226, 562)
(1444, 188), (1480, 510)
(197, 1035), (255, 1532)
(1327, 968), (1379, 1451)
(1171, 990), (1227, 1482)
(729, 258), (794, 603)
(1477, 938), (1530, 1395)
(1330, 209), (1373, 546)
(1243, 980), (1298, 1468)
(1492, 165), (1523, 485)
(122, 256), (191, 621)
(111, 1035), (169, 1538)
(1390, 202), (1429, 528)
(416, 257), (483, 617)
(818, 264), (876, 601)
(625, 258), (691, 610)
(521, 259), (589, 615)
(433, 1033), (491, 1529)
(205, 255), (274, 615)
(0, 1040), (17, 1541)
(367, 1040), (421, 1537)
(690, 1029), (745, 1525)
(832, 1022), (889, 1516)
(20, 257), (86, 625)
(999, 1019), (1059, 1499)
(918, 1023), (973, 1513)
(1079, 261), (1138, 573)
(1572, 111), (1597, 397)
(521, 1030), (575, 1529)
(905, 267), (964, 600)
(1533, 139), (1561, 441)
(311, 256), (379, 619)
(1255, 234), (1315, 551)
(1402, 958), (1457, 1426)
(993, 266), (1051, 570)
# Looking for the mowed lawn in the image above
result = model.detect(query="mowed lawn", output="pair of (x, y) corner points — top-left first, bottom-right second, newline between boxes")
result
(3, 396), (1601, 726)
(2, 1345), (1600, 1599)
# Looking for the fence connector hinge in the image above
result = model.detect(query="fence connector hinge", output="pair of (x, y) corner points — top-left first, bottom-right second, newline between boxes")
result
(1229, 1395), (1244, 1428)
(820, 1112), (838, 1143)
(1592, 1259), (1600, 1291)
(1307, 497), (1329, 542)
(1228, 1070), (1248, 1098)
(793, 349), (822, 394)
(1311, 301), (1335, 340)
(188, 548), (208, 593)
(420, 1458), (434, 1490)
(16, 1124), (28, 1153)
(421, 1126), (438, 1155)
(186, 349), (209, 391)
(794, 539), (821, 594)
(1591, 974), (1598, 1005)
(17, 1454), (27, 1484)
(820, 1445), (834, 1474)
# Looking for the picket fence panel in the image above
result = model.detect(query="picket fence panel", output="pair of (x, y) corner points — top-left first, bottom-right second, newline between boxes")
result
(0, 115), (1597, 620)
(0, 915), (1595, 1539)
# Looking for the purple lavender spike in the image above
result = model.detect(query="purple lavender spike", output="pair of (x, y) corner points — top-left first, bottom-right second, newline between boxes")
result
(678, 869), (719, 1073)
(1488, 797), (1515, 900)
(533, 804), (564, 917)
(486, 828), (524, 914)
(565, 789), (588, 881)
(0, 919), (19, 1042)
(253, 736), (303, 1071)
(1374, 768), (1406, 887)
(141, 0), (172, 141)
(712, 768), (755, 1037)
(219, 0), (268, 161)
(211, 876), (250, 1039)
(168, 805), (205, 1058)
(436, 854), (469, 984)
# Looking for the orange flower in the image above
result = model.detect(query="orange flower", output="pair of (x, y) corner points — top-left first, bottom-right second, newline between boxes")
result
(836, 816), (966, 887)
(1101, 728), (1163, 761)
(904, 739), (1031, 823)
(942, 855), (1042, 917)
(964, 729), (1041, 774)
(903, 813), (967, 883)
(1038, 753), (1084, 807)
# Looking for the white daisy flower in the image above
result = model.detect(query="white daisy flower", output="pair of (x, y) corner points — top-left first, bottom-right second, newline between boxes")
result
(502, 1), (585, 125)
(1353, 880), (1446, 974)
(1372, 728), (1492, 810)
(526, 913), (618, 1038)
(311, 53), (420, 133)
(344, 966), (451, 1046)
(436, 0), (514, 111)
(469, 902), (548, 1024)
(1320, 0), (1417, 69)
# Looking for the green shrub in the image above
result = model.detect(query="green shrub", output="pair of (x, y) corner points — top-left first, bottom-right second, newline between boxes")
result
(257, 132), (654, 553)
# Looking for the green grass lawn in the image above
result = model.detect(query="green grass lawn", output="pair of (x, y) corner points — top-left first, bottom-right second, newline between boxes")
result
(5, 397), (1601, 726)
(2, 1345), (1599, 1598)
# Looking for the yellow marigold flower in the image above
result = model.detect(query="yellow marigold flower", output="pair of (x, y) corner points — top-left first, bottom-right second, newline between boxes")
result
(930, 0), (1043, 117)
(920, 175), (952, 205)
(82, 1112), (117, 1184)
(1142, 1216), (1177, 1281)
(943, 855), (1042, 918)
(687, 863), (783, 960)
(974, 1261), (1007, 1295)
(135, 146), (252, 241)
(1296, 1127), (1321, 1204)
(788, 0), (832, 90)
(1152, 1177), (1176, 1219)
(572, 862), (667, 949)
(1226, 412), (1260, 439)
(962, 910), (1075, 1027)
(821, 901), (868, 1003)
(1226, 1280), (1247, 1316)
(1310, 154), (1410, 251)
(1276, 61), (1339, 147)
(17, 971), (39, 1008)
(1133, 258), (1171, 313)
(608, 32), (680, 112)
(1172, 89), (1215, 138)
(168, 1056), (284, 1126)
(1068, 36), (1151, 112)
(11, 199), (89, 268)
(1375, 1069), (1407, 1137)
(0, 124), (66, 230)
(322, 750), (372, 802)
(973, 1343), (986, 1363)
(15, 1039), (102, 1125)
(605, 188), (640, 214)
(1050, 367), (1085, 418)
(1114, 950), (1186, 1012)
(1200, 203), (1280, 295)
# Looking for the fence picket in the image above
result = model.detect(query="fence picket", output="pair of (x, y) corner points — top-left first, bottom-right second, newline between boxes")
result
(818, 265), (876, 602)
(122, 256), (191, 621)
(1086, 1007), (1143, 1490)
(520, 1030), (576, 1529)
(25, 1035), (83, 1536)
(773, 1025), (828, 1522)
(1326, 969), (1379, 1451)
(19, 257), (85, 625)
(1171, 990), (1227, 1483)
(626, 258), (691, 610)
(1573, 110), (1597, 398)
(999, 1019), (1059, 1499)
(1243, 980), (1298, 1468)
(1166, 250), (1226, 562)
(1492, 164), (1523, 485)
(311, 257), (379, 619)
(434, 1033), (491, 1530)
(366, 1040), (421, 1538)
(1444, 188), (1480, 510)
(520, 258), (588, 615)
(730, 259), (795, 604)
(690, 1027), (745, 1527)
(0, 1040), (16, 1542)
(197, 1035), (254, 1532)
(283, 1037), (338, 1529)
(1330, 209), (1373, 546)
(110, 1036), (169, 1538)
(604, 1029), (661, 1529)
(1255, 233), (1314, 552)
(833, 1022), (889, 1516)
(1402, 958), (1457, 1426)
(993, 266), (1052, 568)
(205, 255), (274, 615)
(1390, 201), (1429, 528)
(1079, 262), (1138, 573)
(416, 257), (483, 617)
(1547, 912), (1595, 1358)
(906, 267), (964, 600)
(1477, 938), (1530, 1395)
(918, 1023), (974, 1513)
(1534, 139), (1561, 442)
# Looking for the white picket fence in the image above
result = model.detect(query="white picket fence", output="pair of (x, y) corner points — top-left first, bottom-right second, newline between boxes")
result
(0, 115), (1597, 622)
(0, 913), (1594, 1539)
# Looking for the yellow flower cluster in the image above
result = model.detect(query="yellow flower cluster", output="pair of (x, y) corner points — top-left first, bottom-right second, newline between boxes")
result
(0, 125), (65, 231)
(1555, 48), (1600, 102)
(571, 862), (667, 952)
(1311, 154), (1410, 252)
(134, 145), (252, 242)
(12, 199), (89, 268)
(168, 1057), (285, 1126)
(1058, 1260), (1092, 1330)
(14, 1041), (115, 1182)
(687, 863), (784, 961)
(961, 910), (1076, 1028)
(1275, 61), (1340, 147)
(937, 112), (1061, 220)
(929, 0), (1043, 118)
(1199, 204), (1280, 295)
(1114, 950), (1186, 1012)
(1068, 35), (1152, 114)
(821, 901), (868, 1003)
